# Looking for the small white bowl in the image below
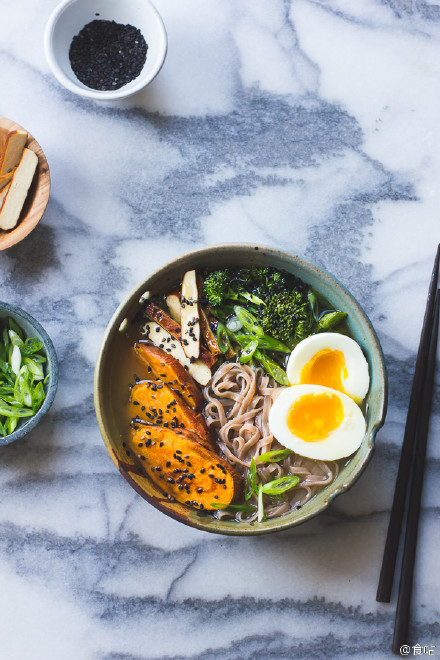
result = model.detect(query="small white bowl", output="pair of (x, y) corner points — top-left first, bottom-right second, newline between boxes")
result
(44, 0), (167, 100)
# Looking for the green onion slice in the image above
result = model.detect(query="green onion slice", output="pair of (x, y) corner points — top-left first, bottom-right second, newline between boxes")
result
(253, 349), (290, 386)
(257, 449), (292, 463)
(216, 322), (230, 353)
(317, 311), (348, 331)
(256, 335), (291, 353)
(257, 484), (265, 522)
(308, 291), (319, 321)
(261, 475), (300, 496)
(244, 457), (257, 500)
(8, 317), (24, 339)
(239, 338), (258, 364)
(226, 316), (243, 333)
(234, 306), (264, 338)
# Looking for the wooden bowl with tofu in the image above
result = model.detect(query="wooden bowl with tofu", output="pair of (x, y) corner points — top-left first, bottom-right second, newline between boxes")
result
(0, 117), (50, 251)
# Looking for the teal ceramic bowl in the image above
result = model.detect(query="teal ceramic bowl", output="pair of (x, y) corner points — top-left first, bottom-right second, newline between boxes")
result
(94, 244), (387, 535)
(0, 302), (58, 446)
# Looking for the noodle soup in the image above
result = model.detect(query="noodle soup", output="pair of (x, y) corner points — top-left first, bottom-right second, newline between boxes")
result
(123, 264), (369, 523)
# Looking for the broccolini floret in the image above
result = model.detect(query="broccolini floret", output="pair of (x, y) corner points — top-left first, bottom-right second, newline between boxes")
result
(257, 289), (313, 343)
(203, 270), (230, 307)
(203, 266), (314, 343)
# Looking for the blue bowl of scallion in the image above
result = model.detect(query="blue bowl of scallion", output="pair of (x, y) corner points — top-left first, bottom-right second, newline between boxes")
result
(0, 302), (58, 445)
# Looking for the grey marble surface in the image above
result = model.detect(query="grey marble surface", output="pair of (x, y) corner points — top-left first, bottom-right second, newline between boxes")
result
(0, 1), (439, 658)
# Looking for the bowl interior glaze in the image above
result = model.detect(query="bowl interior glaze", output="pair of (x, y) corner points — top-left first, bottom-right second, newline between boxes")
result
(0, 302), (58, 446)
(94, 245), (387, 535)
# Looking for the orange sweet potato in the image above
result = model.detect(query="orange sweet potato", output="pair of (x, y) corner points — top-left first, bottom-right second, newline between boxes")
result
(128, 426), (244, 509)
(128, 380), (212, 447)
(132, 344), (204, 411)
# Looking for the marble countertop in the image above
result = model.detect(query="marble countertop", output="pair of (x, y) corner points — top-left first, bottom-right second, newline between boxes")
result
(0, 1), (439, 658)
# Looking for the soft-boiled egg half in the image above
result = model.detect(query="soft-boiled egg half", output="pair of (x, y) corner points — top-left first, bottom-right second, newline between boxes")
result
(286, 333), (370, 403)
(268, 384), (366, 460)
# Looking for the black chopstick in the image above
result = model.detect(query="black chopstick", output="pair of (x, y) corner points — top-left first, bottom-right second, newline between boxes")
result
(377, 244), (440, 603)
(392, 289), (439, 654)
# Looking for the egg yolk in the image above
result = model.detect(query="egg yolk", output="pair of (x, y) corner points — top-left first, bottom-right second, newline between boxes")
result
(300, 349), (348, 393)
(287, 392), (344, 442)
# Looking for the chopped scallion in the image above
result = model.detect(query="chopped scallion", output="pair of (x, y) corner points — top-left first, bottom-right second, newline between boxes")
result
(257, 449), (292, 463)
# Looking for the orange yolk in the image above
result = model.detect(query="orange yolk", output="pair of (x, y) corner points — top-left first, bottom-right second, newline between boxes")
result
(287, 392), (344, 442)
(300, 349), (348, 393)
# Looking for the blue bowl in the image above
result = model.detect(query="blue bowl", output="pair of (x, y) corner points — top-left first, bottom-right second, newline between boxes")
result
(0, 302), (58, 445)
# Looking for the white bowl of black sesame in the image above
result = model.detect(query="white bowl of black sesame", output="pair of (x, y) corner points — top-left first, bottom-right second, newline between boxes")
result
(44, 0), (167, 100)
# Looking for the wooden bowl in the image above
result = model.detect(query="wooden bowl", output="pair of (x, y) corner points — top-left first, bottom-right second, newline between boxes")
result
(0, 117), (50, 251)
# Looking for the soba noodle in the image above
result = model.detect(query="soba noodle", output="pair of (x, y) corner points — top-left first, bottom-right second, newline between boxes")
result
(203, 362), (339, 521)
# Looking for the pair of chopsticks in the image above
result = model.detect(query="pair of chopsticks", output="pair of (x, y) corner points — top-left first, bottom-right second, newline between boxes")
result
(376, 244), (440, 654)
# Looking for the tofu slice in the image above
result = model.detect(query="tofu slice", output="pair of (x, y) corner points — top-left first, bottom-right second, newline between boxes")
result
(141, 321), (212, 386)
(0, 148), (38, 230)
(0, 128), (27, 177)
(181, 270), (200, 360)
(166, 293), (182, 323)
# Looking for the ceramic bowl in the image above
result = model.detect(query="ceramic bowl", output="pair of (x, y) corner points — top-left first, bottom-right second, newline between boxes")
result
(94, 244), (387, 535)
(0, 302), (58, 446)
(0, 117), (50, 251)
(44, 0), (167, 100)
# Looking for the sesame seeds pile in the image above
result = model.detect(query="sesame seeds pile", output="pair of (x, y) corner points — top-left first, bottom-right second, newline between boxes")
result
(69, 20), (148, 91)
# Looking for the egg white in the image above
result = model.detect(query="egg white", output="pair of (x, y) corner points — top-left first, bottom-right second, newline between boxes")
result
(286, 332), (370, 403)
(268, 384), (366, 461)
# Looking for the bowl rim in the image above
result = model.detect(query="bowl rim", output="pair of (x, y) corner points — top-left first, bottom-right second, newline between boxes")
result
(44, 0), (168, 100)
(94, 243), (388, 535)
(0, 301), (59, 446)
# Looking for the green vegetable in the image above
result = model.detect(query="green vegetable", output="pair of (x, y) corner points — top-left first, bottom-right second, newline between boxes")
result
(245, 457), (257, 500)
(204, 267), (314, 344)
(257, 449), (292, 463)
(234, 306), (264, 338)
(226, 316), (243, 333)
(258, 289), (313, 343)
(256, 335), (290, 353)
(253, 349), (289, 386)
(203, 270), (262, 307)
(216, 323), (230, 354)
(257, 483), (265, 522)
(261, 475), (300, 495)
(0, 317), (48, 437)
(317, 311), (348, 331)
(308, 291), (319, 321)
(239, 338), (258, 364)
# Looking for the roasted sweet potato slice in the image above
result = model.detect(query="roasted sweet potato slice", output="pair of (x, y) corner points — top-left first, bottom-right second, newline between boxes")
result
(129, 426), (244, 509)
(133, 344), (203, 411)
(128, 380), (212, 447)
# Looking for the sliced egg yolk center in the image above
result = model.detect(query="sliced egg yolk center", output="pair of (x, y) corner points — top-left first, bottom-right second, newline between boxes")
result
(287, 392), (344, 442)
(300, 349), (348, 393)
